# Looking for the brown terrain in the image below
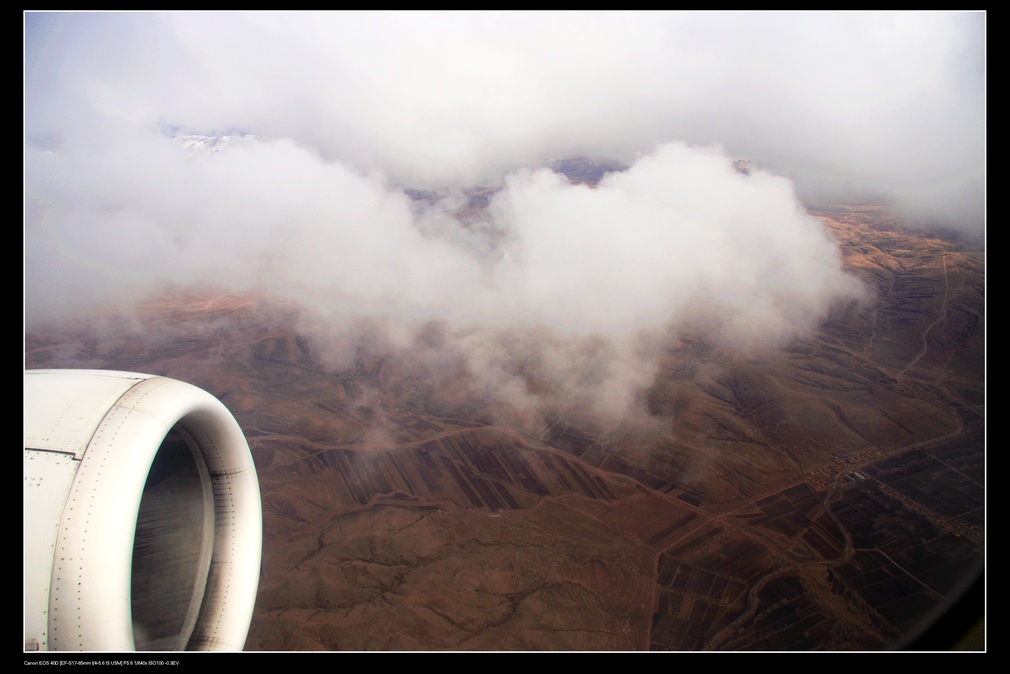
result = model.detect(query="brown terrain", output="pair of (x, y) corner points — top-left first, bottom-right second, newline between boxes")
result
(24, 204), (984, 651)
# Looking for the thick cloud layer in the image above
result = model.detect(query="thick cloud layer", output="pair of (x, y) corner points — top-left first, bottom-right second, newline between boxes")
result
(26, 11), (973, 423)
(25, 11), (985, 230)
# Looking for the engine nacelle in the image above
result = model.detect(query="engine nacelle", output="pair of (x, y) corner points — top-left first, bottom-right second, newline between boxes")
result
(24, 370), (262, 651)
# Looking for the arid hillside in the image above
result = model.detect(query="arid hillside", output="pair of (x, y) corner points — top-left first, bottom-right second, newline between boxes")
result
(25, 205), (984, 650)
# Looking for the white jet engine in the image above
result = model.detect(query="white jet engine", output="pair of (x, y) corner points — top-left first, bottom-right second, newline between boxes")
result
(24, 370), (262, 651)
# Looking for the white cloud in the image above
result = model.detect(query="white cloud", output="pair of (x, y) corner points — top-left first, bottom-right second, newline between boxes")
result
(25, 10), (976, 422)
(26, 11), (984, 224)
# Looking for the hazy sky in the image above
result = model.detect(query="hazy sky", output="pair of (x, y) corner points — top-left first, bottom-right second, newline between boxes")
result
(23, 11), (983, 422)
